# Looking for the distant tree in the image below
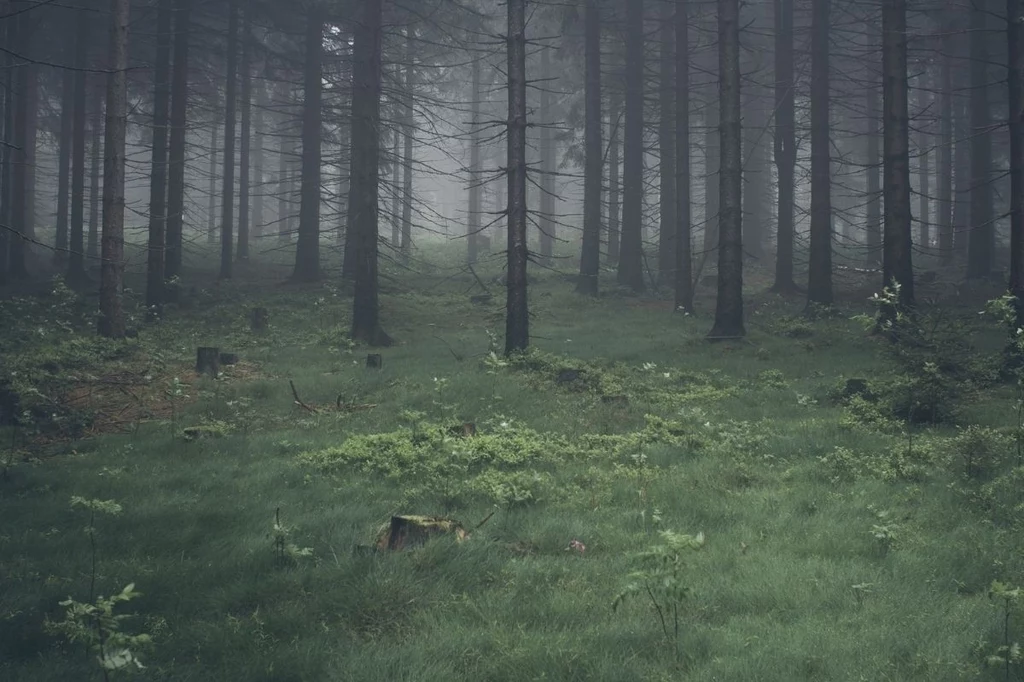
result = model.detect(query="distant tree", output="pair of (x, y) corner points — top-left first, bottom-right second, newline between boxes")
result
(219, 0), (239, 280)
(400, 27), (415, 262)
(771, 0), (797, 294)
(505, 0), (529, 354)
(577, 0), (602, 296)
(98, 0), (130, 339)
(937, 7), (955, 265)
(538, 44), (555, 266)
(54, 66), (74, 266)
(967, 0), (993, 279)
(657, 0), (676, 287)
(67, 14), (90, 286)
(864, 23), (882, 269)
(146, 0), (173, 310)
(291, 7), (324, 282)
(709, 0), (744, 339)
(1009, 0), (1024, 324)
(237, 1), (253, 262)
(165, 0), (192, 288)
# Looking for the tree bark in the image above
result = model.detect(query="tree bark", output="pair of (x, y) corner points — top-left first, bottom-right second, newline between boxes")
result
(9, 10), (37, 279)
(938, 8), (954, 265)
(807, 0), (833, 307)
(658, 0), (676, 285)
(709, 0), (744, 339)
(292, 9), (323, 281)
(98, 0), (130, 339)
(0, 4), (11, 284)
(468, 54), (483, 265)
(88, 82), (101, 260)
(1009, 0), (1024, 317)
(68, 15), (90, 284)
(400, 28), (414, 261)
(675, 0), (693, 312)
(577, 0), (602, 296)
(349, 0), (391, 345)
(165, 0), (190, 281)
(881, 0), (915, 308)
(219, 0), (239, 279)
(617, 0), (645, 292)
(967, 0), (993, 279)
(207, 121), (218, 244)
(54, 67), (74, 265)
(253, 73), (265, 238)
(505, 0), (529, 353)
(538, 44), (555, 265)
(865, 62), (882, 268)
(916, 73), (931, 251)
(146, 0), (172, 309)
(607, 89), (621, 265)
(237, 0), (252, 262)
(772, 0), (797, 292)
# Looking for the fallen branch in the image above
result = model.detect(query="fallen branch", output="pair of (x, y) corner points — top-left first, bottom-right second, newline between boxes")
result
(289, 380), (318, 414)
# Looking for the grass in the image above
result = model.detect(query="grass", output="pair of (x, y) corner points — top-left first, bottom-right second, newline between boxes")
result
(1, 242), (1023, 680)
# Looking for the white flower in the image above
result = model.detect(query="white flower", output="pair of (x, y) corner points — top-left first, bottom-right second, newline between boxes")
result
(662, 372), (671, 379)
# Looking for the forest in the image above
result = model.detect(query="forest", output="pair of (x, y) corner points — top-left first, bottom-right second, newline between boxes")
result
(3, 0), (1024, 679)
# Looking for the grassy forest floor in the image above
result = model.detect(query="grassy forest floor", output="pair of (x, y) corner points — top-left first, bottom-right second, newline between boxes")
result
(3, 244), (1024, 681)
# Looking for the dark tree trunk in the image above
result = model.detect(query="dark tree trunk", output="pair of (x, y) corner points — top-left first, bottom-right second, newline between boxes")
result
(54, 67), (74, 265)
(0, 6), (12, 285)
(772, 0), (797, 292)
(865, 66), (882, 268)
(881, 0), (915, 308)
(349, 0), (391, 346)
(88, 84), (101, 260)
(237, 0), (252, 262)
(98, 0), (130, 339)
(617, 0), (645, 292)
(207, 121), (218, 244)
(146, 0), (172, 309)
(742, 98), (766, 262)
(400, 28), (414, 260)
(968, 0), (993, 279)
(675, 0), (693, 312)
(468, 55), (483, 265)
(253, 74), (265, 238)
(10, 13), (37, 279)
(538, 44), (555, 265)
(1009, 0), (1024, 317)
(219, 0), (239, 279)
(390, 108), (400, 247)
(953, 82), (970, 258)
(607, 89), (621, 265)
(165, 0), (190, 281)
(278, 96), (294, 244)
(916, 75), (931, 251)
(657, 0), (676, 285)
(577, 0), (602, 296)
(292, 11), (323, 281)
(68, 16), (89, 285)
(505, 0), (529, 353)
(703, 81), (720, 255)
(938, 12), (954, 265)
(709, 0), (744, 339)
(807, 0), (833, 307)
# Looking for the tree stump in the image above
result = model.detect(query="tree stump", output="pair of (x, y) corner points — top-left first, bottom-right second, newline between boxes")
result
(196, 347), (220, 377)
(251, 307), (269, 333)
(448, 422), (476, 438)
(556, 368), (585, 385)
(366, 353), (382, 369)
(218, 352), (239, 366)
(375, 515), (467, 551)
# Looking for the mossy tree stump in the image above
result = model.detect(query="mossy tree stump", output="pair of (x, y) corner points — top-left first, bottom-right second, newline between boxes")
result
(375, 515), (467, 551)
(196, 347), (220, 377)
(251, 307), (269, 333)
(366, 353), (382, 369)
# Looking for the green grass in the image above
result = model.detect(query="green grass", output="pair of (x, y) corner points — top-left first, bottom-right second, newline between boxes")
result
(2, 244), (1023, 680)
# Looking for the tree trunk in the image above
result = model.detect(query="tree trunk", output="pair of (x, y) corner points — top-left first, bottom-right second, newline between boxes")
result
(253, 74), (265, 239)
(881, 0), (915, 308)
(607, 89), (621, 265)
(742, 98), (766, 262)
(146, 0), (172, 309)
(703, 88), (720, 256)
(953, 80), (970, 258)
(88, 83), (101, 260)
(916, 73), (930, 251)
(349, 0), (391, 346)
(0, 5), (12, 285)
(577, 0), (602, 296)
(219, 0), (239, 279)
(938, 10), (954, 265)
(772, 0), (797, 292)
(968, 0), (993, 279)
(278, 95), (294, 244)
(658, 0), (676, 285)
(468, 55), (483, 265)
(709, 0), (744, 339)
(207, 121), (218, 244)
(68, 15), (89, 284)
(237, 0), (252, 262)
(9, 12), (37, 279)
(538, 44), (555, 265)
(165, 0), (190, 282)
(292, 10), (323, 282)
(505, 0), (529, 353)
(865, 64), (882, 268)
(617, 0), (645, 292)
(400, 27), (414, 261)
(1009, 0), (1024, 317)
(390, 108), (400, 247)
(675, 0), (693, 312)
(54, 67), (74, 265)
(98, 0), (130, 339)
(807, 0), (833, 307)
